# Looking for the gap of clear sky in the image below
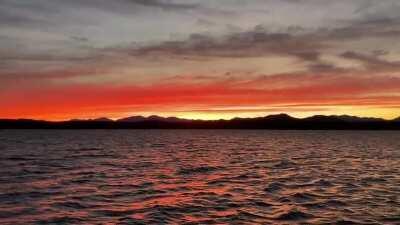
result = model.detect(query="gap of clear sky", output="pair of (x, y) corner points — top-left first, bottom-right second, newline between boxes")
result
(1, 0), (400, 120)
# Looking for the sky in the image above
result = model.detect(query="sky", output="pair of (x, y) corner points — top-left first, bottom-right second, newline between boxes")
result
(1, 0), (400, 120)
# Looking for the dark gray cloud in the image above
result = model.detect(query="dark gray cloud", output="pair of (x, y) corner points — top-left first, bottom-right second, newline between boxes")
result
(327, 17), (400, 40)
(341, 51), (400, 72)
(195, 18), (217, 27)
(117, 12), (400, 65)
(0, 0), (220, 30)
(0, 1), (60, 28)
(124, 0), (199, 11)
(1, 0), (400, 79)
(126, 27), (324, 59)
(307, 63), (346, 73)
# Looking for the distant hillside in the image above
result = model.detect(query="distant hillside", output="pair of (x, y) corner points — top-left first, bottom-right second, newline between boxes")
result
(0, 114), (399, 130)
(117, 115), (185, 123)
(92, 117), (114, 122)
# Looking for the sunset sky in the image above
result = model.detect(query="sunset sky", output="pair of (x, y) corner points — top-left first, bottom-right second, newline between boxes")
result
(1, 0), (400, 120)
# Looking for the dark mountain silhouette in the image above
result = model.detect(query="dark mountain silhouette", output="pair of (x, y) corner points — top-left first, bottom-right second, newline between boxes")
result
(117, 116), (147, 122)
(335, 115), (385, 122)
(69, 117), (114, 122)
(0, 114), (399, 130)
(92, 117), (114, 122)
(304, 115), (384, 123)
(117, 115), (186, 123)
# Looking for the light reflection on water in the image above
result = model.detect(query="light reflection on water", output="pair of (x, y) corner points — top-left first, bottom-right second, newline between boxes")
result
(0, 130), (399, 224)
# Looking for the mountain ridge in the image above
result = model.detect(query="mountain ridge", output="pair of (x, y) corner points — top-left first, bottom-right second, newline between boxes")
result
(0, 114), (399, 130)
(78, 113), (396, 123)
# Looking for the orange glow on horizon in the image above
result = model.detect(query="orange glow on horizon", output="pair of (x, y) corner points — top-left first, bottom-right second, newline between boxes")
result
(2, 73), (400, 121)
(1, 105), (399, 121)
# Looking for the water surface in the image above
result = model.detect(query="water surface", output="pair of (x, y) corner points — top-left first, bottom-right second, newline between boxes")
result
(0, 130), (399, 224)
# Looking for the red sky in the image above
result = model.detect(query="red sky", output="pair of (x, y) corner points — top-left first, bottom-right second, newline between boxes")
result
(2, 72), (400, 120)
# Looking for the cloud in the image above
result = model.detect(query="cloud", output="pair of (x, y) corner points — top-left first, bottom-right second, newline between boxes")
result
(116, 13), (400, 61)
(2, 0), (400, 71)
(341, 51), (400, 72)
(326, 16), (400, 40)
(70, 36), (89, 42)
(124, 0), (199, 11)
(307, 63), (345, 73)
(125, 26), (325, 60)
(195, 18), (217, 27)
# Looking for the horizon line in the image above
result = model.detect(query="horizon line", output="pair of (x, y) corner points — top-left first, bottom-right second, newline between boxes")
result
(1, 113), (399, 122)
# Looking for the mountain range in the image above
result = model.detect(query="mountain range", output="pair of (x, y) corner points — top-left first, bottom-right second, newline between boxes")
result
(0, 114), (399, 130)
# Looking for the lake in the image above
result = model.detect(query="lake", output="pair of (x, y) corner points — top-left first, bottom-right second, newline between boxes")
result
(0, 130), (399, 224)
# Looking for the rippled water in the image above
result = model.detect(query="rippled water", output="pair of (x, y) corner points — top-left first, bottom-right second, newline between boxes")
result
(0, 130), (399, 224)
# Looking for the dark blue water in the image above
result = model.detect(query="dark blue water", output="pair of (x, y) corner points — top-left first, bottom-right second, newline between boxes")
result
(0, 130), (399, 224)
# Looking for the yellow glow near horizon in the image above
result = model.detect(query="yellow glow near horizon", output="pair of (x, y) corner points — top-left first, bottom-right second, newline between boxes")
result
(159, 106), (400, 121)
(6, 105), (399, 122)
